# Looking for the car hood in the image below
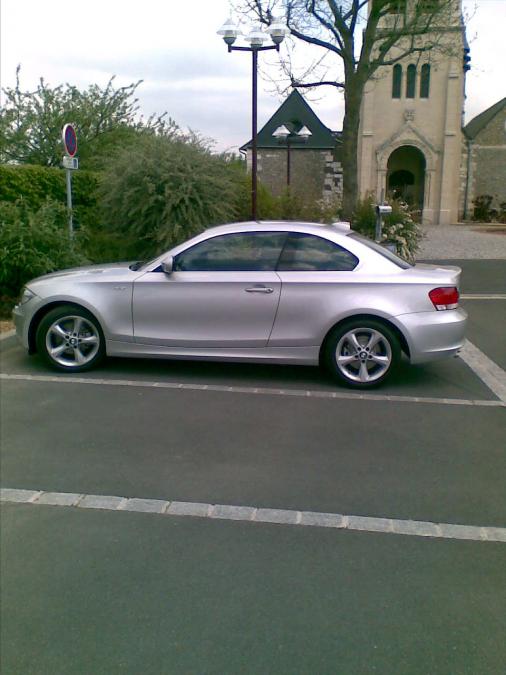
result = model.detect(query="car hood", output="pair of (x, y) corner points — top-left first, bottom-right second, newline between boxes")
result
(27, 262), (135, 285)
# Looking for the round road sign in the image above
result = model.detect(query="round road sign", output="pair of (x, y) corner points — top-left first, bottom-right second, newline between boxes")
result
(62, 124), (77, 157)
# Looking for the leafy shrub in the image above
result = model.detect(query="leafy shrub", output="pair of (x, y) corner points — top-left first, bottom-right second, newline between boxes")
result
(472, 195), (494, 222)
(0, 199), (87, 311)
(98, 134), (247, 258)
(352, 193), (422, 262)
(0, 163), (100, 231)
(257, 186), (341, 223)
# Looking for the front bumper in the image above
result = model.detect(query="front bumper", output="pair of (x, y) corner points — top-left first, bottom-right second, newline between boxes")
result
(12, 295), (42, 351)
(395, 307), (468, 364)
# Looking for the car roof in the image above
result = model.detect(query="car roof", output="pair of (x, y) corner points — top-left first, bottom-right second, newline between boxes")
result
(201, 220), (352, 237)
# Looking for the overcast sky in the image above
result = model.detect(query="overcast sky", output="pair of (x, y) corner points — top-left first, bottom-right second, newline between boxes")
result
(1, 0), (505, 152)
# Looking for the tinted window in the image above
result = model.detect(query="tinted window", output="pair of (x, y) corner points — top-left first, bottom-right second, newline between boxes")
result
(277, 233), (358, 271)
(349, 233), (412, 269)
(174, 232), (287, 272)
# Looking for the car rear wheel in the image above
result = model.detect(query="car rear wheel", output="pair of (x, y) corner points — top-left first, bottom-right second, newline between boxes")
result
(36, 305), (105, 372)
(324, 319), (400, 388)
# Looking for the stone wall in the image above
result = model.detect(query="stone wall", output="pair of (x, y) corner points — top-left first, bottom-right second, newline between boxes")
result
(248, 148), (343, 202)
(470, 107), (506, 211)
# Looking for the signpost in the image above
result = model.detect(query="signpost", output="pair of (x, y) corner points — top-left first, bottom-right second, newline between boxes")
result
(62, 124), (78, 236)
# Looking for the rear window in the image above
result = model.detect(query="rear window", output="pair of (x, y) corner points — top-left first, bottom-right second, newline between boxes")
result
(349, 233), (412, 269)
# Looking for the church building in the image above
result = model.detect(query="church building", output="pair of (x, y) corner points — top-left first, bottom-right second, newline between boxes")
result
(241, 0), (506, 225)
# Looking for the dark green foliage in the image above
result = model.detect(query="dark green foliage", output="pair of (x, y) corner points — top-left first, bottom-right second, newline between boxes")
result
(98, 134), (247, 258)
(257, 185), (341, 223)
(0, 200), (87, 307)
(352, 192), (422, 261)
(472, 195), (494, 222)
(0, 164), (100, 231)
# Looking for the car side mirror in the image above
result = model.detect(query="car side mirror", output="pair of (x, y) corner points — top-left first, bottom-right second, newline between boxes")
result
(161, 257), (174, 275)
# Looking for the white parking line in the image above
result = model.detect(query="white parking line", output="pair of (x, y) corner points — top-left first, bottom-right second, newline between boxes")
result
(460, 294), (506, 300)
(459, 340), (506, 403)
(1, 488), (505, 543)
(0, 372), (503, 407)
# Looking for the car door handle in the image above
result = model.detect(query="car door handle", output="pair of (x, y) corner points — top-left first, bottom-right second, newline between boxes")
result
(245, 286), (274, 294)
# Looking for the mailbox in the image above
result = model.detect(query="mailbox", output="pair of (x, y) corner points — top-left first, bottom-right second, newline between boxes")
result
(375, 204), (392, 216)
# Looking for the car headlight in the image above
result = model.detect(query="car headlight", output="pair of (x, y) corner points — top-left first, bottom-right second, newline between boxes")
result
(18, 287), (37, 305)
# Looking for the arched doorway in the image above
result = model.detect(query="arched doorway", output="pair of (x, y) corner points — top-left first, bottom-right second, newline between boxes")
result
(387, 146), (426, 214)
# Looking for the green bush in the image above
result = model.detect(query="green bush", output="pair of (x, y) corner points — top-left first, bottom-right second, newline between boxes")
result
(0, 199), (87, 312)
(98, 134), (247, 258)
(472, 195), (497, 222)
(257, 186), (341, 223)
(352, 193), (422, 262)
(0, 163), (100, 231)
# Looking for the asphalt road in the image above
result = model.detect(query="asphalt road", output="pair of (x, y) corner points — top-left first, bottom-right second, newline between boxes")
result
(2, 504), (505, 675)
(1, 259), (505, 675)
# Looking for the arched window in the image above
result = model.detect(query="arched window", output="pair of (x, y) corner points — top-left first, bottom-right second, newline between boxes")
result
(420, 64), (430, 98)
(406, 64), (416, 98)
(392, 65), (402, 98)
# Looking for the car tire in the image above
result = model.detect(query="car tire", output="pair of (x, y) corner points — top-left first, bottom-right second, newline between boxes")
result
(36, 304), (105, 372)
(324, 318), (400, 389)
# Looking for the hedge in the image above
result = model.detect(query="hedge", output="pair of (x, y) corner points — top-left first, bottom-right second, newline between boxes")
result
(0, 163), (100, 230)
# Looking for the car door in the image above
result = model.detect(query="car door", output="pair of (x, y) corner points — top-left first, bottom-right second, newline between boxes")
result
(268, 232), (359, 347)
(132, 231), (287, 348)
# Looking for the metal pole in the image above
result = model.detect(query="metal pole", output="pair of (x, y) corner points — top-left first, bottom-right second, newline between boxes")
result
(251, 48), (258, 221)
(375, 212), (382, 242)
(287, 137), (291, 188)
(66, 168), (74, 236)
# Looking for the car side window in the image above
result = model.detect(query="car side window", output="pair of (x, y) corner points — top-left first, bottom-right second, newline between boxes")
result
(174, 232), (288, 272)
(277, 233), (358, 271)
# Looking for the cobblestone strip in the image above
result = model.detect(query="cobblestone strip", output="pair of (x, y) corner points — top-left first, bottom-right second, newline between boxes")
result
(459, 340), (506, 403)
(1, 373), (503, 408)
(2, 488), (505, 543)
(0, 329), (16, 342)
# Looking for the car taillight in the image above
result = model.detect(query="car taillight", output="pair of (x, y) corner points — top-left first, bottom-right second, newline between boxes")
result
(429, 287), (459, 310)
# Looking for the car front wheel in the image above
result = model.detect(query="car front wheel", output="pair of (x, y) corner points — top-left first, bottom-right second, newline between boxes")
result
(36, 305), (105, 372)
(324, 319), (400, 388)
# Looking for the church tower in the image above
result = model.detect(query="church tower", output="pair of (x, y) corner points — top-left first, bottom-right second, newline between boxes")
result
(358, 0), (468, 225)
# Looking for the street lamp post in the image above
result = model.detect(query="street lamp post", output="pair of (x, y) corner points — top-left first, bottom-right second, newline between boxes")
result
(218, 17), (288, 221)
(272, 125), (312, 189)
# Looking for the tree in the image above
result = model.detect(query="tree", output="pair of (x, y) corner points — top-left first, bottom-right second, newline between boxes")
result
(238, 0), (462, 218)
(0, 68), (177, 169)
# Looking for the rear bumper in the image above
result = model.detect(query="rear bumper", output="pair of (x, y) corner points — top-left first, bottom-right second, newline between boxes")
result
(395, 307), (467, 364)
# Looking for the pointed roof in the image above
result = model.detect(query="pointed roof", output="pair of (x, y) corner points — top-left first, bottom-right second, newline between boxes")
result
(464, 97), (506, 140)
(240, 90), (339, 151)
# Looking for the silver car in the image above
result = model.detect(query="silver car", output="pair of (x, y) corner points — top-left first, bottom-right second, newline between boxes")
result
(13, 221), (467, 388)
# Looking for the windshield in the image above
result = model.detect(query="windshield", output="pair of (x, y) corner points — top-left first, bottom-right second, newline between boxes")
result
(349, 233), (412, 269)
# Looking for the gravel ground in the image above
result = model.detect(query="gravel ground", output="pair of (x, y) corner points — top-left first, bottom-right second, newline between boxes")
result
(417, 224), (506, 260)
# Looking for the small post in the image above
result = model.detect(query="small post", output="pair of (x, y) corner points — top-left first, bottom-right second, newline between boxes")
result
(66, 168), (73, 236)
(375, 209), (382, 243)
(62, 123), (78, 238)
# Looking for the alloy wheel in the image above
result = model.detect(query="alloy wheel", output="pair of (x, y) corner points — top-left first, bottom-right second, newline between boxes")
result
(335, 327), (392, 384)
(45, 315), (100, 368)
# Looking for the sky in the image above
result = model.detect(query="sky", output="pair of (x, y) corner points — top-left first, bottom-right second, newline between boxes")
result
(1, 0), (505, 153)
